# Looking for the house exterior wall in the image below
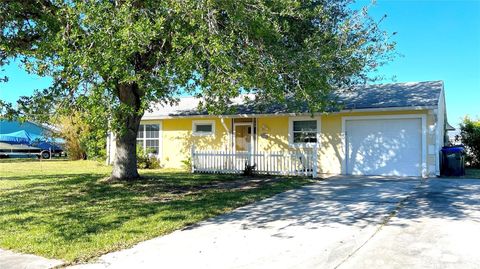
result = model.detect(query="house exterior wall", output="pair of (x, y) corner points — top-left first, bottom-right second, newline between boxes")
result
(160, 118), (231, 169)
(435, 88), (447, 175)
(115, 109), (438, 177)
(257, 110), (436, 176)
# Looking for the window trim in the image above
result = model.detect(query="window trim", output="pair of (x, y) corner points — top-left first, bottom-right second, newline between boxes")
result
(192, 120), (215, 136)
(288, 116), (321, 148)
(136, 123), (162, 157)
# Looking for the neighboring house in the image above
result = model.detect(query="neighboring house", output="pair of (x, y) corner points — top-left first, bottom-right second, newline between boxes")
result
(107, 80), (453, 177)
(447, 129), (461, 146)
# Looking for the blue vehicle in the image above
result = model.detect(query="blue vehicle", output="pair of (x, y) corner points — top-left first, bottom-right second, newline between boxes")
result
(0, 128), (64, 159)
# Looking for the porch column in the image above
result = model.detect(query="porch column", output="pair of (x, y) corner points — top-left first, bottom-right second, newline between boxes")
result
(313, 144), (318, 178)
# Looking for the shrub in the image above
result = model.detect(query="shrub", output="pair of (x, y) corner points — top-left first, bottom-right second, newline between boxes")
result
(181, 157), (193, 171)
(459, 117), (480, 167)
(56, 113), (87, 160)
(56, 111), (107, 161)
(136, 147), (161, 169)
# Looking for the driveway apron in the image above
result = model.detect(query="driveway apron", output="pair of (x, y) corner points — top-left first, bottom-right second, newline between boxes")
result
(338, 178), (480, 269)
(70, 176), (421, 269)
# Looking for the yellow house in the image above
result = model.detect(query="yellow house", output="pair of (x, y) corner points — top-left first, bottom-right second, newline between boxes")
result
(107, 81), (453, 178)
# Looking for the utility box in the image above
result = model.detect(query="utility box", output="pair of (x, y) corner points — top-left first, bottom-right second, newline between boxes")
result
(440, 146), (466, 176)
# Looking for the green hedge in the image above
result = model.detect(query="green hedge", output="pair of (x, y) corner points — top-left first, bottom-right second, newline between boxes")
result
(460, 117), (480, 167)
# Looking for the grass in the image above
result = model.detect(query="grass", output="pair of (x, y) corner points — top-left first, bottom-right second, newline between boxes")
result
(466, 168), (480, 178)
(0, 159), (311, 263)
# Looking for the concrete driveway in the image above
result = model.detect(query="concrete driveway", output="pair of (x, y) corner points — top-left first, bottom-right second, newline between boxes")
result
(340, 178), (480, 269)
(66, 176), (480, 269)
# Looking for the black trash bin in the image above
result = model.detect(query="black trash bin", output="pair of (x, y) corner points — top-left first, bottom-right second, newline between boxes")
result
(440, 146), (466, 176)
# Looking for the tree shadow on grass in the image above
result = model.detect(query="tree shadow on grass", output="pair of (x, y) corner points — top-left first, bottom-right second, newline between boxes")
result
(0, 170), (307, 261)
(7, 171), (477, 262)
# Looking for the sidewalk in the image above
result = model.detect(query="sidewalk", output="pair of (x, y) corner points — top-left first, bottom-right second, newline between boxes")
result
(0, 249), (63, 269)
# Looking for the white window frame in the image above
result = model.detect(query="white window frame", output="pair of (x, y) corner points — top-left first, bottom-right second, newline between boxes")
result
(192, 120), (215, 136)
(288, 116), (321, 148)
(137, 123), (162, 157)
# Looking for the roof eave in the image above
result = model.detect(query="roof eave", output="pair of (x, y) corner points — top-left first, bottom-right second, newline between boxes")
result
(141, 105), (437, 120)
(446, 122), (456, 131)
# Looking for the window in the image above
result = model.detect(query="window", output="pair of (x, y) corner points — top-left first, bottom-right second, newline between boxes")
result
(137, 124), (160, 154)
(289, 118), (320, 146)
(195, 124), (212, 133)
(192, 121), (215, 136)
(146, 124), (159, 139)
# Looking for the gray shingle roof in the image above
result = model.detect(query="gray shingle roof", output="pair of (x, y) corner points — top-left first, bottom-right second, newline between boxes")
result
(144, 80), (443, 118)
(337, 80), (443, 110)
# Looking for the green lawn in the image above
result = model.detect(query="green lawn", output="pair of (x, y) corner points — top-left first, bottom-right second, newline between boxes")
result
(0, 159), (311, 263)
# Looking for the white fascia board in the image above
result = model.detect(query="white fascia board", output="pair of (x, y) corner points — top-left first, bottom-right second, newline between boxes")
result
(141, 106), (438, 120)
(435, 85), (447, 176)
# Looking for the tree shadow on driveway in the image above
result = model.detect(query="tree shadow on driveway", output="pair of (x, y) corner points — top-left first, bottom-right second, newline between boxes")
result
(199, 177), (480, 232)
(197, 177), (418, 229)
(393, 179), (480, 225)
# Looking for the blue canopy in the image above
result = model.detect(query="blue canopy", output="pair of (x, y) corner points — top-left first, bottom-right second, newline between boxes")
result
(0, 130), (33, 144)
(0, 130), (64, 146)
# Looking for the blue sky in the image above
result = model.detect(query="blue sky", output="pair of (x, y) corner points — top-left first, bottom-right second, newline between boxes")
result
(0, 0), (479, 128)
(357, 0), (480, 127)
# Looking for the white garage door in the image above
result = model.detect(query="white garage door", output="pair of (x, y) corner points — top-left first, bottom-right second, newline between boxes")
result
(345, 118), (422, 176)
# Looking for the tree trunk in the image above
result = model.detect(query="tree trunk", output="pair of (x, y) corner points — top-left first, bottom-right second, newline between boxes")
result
(111, 113), (142, 180)
(110, 82), (144, 181)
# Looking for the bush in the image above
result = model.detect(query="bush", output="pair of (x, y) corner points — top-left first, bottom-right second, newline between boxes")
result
(136, 147), (161, 169)
(56, 113), (88, 160)
(181, 157), (193, 171)
(459, 117), (480, 167)
(56, 111), (107, 161)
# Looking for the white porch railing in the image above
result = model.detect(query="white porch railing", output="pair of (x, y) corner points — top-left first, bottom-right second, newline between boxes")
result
(191, 146), (318, 178)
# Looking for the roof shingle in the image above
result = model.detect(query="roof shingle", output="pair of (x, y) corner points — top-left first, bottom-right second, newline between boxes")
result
(144, 80), (443, 118)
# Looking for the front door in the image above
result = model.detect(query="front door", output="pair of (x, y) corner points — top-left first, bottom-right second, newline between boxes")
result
(234, 124), (253, 152)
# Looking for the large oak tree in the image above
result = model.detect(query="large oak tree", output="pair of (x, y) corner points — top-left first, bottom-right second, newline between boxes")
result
(0, 0), (395, 180)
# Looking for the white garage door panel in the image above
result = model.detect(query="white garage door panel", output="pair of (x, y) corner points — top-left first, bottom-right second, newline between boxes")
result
(346, 118), (422, 176)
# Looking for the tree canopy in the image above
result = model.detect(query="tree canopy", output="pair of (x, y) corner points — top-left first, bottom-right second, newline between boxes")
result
(459, 117), (480, 167)
(0, 0), (395, 180)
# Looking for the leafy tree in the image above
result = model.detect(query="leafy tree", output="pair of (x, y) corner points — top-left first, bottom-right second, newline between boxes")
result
(56, 110), (107, 161)
(459, 117), (480, 167)
(56, 113), (87, 160)
(0, 0), (395, 180)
